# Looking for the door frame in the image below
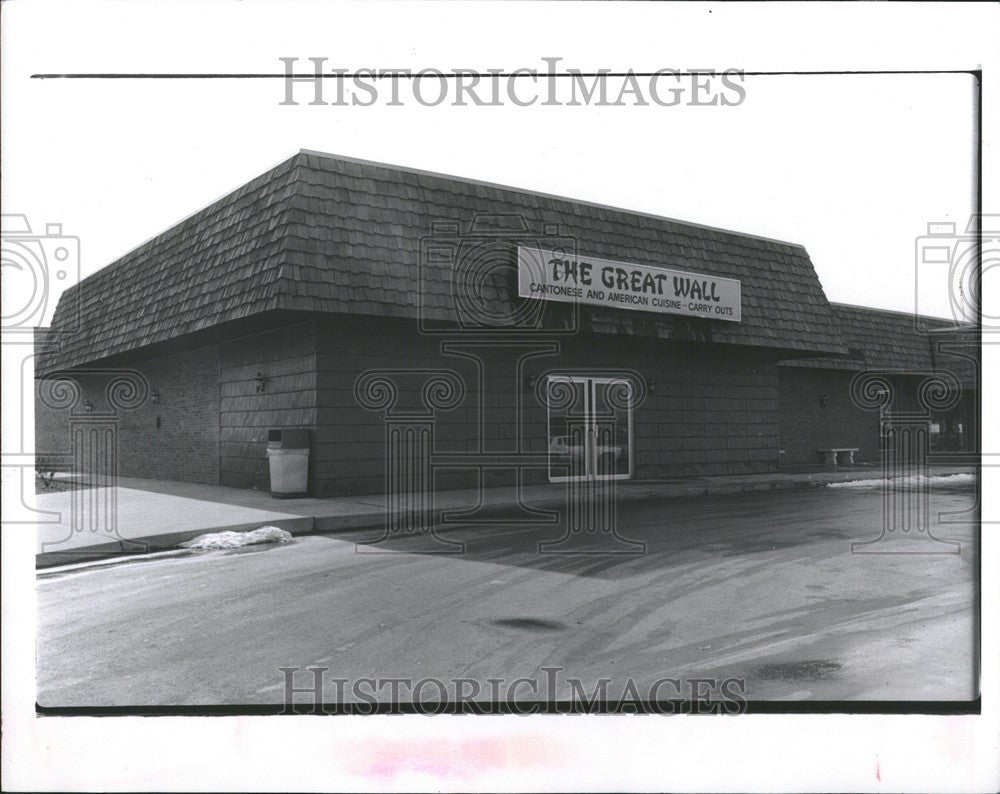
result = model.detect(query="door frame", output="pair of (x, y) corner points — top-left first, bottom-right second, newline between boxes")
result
(545, 374), (634, 483)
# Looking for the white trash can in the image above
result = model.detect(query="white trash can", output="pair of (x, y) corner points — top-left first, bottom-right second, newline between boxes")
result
(267, 429), (310, 498)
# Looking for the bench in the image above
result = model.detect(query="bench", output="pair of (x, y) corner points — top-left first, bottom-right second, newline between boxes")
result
(818, 448), (859, 467)
(34, 452), (75, 490)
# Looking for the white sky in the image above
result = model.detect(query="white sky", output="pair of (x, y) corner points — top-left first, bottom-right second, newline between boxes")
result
(0, 3), (979, 326)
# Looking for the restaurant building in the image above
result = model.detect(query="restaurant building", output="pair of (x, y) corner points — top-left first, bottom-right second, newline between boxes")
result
(34, 151), (977, 497)
(778, 303), (979, 467)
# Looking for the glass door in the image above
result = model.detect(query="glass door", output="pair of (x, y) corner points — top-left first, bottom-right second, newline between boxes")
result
(546, 376), (633, 482)
(591, 377), (633, 480)
(546, 376), (590, 482)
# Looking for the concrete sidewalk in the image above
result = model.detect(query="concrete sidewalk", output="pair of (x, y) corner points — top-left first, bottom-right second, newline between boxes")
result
(34, 465), (976, 567)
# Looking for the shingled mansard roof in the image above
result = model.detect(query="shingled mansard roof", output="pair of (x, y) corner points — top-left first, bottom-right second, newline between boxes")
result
(41, 150), (851, 372)
(781, 303), (979, 389)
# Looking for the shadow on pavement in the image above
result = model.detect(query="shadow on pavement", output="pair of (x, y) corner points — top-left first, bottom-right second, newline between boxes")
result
(321, 487), (969, 580)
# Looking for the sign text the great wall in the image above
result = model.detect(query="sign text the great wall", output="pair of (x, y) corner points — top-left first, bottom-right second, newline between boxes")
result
(518, 247), (742, 322)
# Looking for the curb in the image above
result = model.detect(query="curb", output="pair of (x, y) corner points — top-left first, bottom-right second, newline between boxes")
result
(35, 468), (974, 569)
(35, 516), (314, 569)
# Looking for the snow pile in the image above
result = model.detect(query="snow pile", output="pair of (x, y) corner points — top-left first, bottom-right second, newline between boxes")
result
(827, 473), (975, 490)
(180, 525), (294, 550)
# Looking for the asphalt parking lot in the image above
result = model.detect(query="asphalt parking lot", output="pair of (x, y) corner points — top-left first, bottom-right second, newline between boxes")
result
(36, 480), (978, 708)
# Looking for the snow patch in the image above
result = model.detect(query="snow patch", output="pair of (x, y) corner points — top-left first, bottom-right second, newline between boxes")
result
(180, 525), (294, 550)
(827, 473), (975, 489)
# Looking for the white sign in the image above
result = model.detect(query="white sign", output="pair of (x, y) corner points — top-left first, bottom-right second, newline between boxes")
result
(517, 246), (742, 322)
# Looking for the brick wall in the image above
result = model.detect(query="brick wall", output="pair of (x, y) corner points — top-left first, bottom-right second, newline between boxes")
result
(34, 343), (221, 483)
(219, 320), (318, 491)
(36, 321), (321, 491)
(313, 317), (783, 497)
(778, 367), (881, 467)
(35, 314), (789, 496)
(36, 314), (976, 495)
(118, 346), (220, 482)
(35, 379), (71, 462)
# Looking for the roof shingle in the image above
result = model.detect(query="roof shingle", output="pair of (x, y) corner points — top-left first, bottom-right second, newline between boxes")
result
(42, 150), (851, 371)
(781, 303), (979, 389)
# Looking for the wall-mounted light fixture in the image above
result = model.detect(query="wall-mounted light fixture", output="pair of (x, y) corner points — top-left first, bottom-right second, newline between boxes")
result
(254, 372), (267, 393)
(820, 394), (829, 407)
(150, 391), (160, 405)
(526, 373), (537, 390)
(647, 377), (656, 395)
(83, 400), (94, 413)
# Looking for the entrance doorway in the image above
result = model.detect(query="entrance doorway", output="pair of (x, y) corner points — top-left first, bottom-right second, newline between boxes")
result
(546, 375), (633, 482)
